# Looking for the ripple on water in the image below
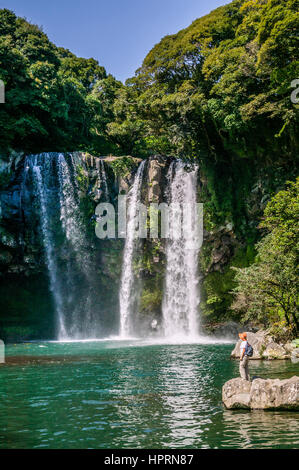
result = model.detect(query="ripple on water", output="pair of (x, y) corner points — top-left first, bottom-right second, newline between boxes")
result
(0, 340), (298, 449)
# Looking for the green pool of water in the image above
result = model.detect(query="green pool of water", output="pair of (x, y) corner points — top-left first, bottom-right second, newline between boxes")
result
(0, 339), (298, 449)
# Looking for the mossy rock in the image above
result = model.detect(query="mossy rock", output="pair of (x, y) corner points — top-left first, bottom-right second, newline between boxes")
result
(140, 288), (163, 315)
(107, 156), (140, 178)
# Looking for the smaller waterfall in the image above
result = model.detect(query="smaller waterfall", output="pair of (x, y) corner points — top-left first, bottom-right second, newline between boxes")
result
(29, 155), (68, 338)
(95, 158), (109, 202)
(119, 160), (146, 338)
(57, 153), (95, 339)
(100, 160), (109, 201)
(162, 160), (202, 339)
(27, 153), (103, 340)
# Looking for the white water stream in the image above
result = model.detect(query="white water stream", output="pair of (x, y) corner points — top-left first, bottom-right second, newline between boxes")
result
(119, 160), (146, 338)
(162, 161), (202, 339)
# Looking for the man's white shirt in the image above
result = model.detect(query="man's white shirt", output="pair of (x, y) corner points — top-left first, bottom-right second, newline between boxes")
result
(240, 340), (248, 355)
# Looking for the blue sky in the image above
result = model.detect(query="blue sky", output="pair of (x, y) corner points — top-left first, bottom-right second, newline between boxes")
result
(3, 0), (231, 82)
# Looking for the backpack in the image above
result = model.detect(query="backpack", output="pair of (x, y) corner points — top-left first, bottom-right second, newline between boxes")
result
(245, 342), (253, 357)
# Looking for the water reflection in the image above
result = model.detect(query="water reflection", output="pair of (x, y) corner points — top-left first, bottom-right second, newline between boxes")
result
(0, 342), (298, 449)
(103, 347), (163, 448)
(157, 346), (213, 448)
(222, 410), (299, 449)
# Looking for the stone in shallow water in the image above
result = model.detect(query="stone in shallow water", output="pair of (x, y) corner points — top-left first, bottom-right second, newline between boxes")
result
(222, 378), (251, 409)
(222, 376), (299, 410)
(263, 342), (288, 360)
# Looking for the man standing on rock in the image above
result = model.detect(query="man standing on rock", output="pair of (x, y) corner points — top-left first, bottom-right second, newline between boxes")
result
(239, 332), (250, 381)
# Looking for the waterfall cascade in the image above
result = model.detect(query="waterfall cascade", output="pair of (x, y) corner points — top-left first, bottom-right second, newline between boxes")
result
(119, 160), (146, 338)
(28, 155), (67, 338)
(99, 159), (109, 201)
(26, 153), (102, 340)
(162, 161), (202, 339)
(22, 153), (202, 342)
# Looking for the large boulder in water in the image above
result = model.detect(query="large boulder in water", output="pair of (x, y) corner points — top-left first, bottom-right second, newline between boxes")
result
(222, 376), (299, 410)
(230, 330), (288, 360)
(222, 378), (251, 409)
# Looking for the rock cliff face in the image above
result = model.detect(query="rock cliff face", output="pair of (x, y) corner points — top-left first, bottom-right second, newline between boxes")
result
(0, 153), (174, 340)
(222, 376), (299, 410)
(130, 155), (174, 334)
(0, 153), (54, 340)
(0, 152), (289, 341)
(0, 153), (117, 340)
(0, 154), (43, 277)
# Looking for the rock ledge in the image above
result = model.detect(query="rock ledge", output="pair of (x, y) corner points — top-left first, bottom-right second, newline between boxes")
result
(222, 376), (299, 410)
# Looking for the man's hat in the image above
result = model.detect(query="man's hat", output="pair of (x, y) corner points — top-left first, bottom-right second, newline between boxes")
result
(239, 332), (247, 340)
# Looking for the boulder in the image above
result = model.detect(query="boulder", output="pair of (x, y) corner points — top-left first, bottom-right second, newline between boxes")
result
(284, 342), (296, 353)
(222, 378), (251, 409)
(250, 377), (299, 410)
(291, 350), (299, 364)
(231, 330), (288, 360)
(263, 342), (288, 360)
(231, 330), (270, 359)
(222, 376), (299, 410)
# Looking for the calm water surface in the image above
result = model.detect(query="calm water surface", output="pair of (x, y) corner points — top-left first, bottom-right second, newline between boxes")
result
(0, 340), (298, 449)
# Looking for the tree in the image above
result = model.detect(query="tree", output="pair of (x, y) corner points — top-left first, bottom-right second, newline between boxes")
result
(0, 9), (112, 156)
(232, 178), (299, 334)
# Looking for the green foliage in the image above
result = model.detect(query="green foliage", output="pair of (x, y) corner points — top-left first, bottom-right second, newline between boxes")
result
(0, 9), (117, 156)
(268, 321), (295, 344)
(201, 245), (255, 321)
(232, 178), (299, 334)
(140, 289), (163, 314)
(76, 164), (89, 191)
(119, 0), (296, 159)
(108, 156), (139, 177)
(261, 178), (299, 250)
(104, 0), (298, 226)
(0, 169), (12, 188)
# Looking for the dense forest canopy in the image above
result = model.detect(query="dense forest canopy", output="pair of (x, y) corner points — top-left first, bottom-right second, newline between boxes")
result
(0, 8), (120, 155)
(1, 1), (298, 161)
(1, 1), (298, 221)
(119, 0), (299, 159)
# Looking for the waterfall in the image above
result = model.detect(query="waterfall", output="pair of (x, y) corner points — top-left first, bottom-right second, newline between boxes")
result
(29, 155), (68, 338)
(56, 153), (96, 338)
(162, 160), (202, 339)
(23, 153), (202, 342)
(27, 153), (102, 340)
(119, 160), (146, 338)
(95, 158), (109, 201)
(100, 160), (109, 201)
